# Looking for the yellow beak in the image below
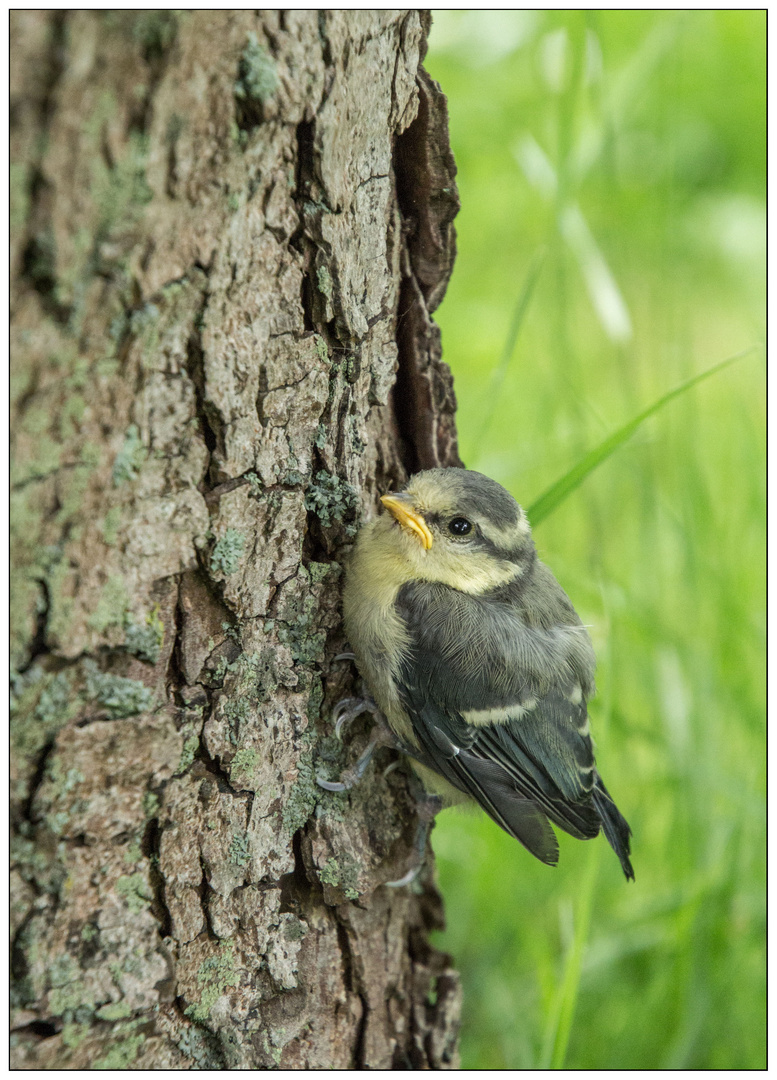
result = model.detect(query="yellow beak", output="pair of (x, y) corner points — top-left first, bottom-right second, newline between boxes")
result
(380, 493), (434, 550)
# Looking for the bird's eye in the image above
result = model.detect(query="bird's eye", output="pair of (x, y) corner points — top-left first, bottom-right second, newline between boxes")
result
(448, 517), (473, 536)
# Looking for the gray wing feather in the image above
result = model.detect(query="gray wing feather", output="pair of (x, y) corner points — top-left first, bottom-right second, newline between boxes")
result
(396, 579), (608, 852)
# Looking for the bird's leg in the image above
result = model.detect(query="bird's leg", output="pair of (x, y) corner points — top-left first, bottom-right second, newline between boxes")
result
(386, 792), (443, 888)
(316, 696), (400, 792)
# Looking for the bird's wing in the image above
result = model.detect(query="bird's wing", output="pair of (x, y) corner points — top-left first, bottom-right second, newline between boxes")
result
(395, 582), (603, 860)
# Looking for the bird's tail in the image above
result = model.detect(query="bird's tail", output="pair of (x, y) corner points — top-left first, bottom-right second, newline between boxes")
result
(592, 775), (634, 881)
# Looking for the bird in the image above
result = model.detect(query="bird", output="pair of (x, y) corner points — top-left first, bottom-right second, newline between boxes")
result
(337, 466), (634, 880)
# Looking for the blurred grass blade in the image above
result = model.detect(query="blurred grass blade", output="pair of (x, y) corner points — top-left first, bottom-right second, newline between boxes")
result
(540, 840), (601, 1068)
(527, 346), (758, 526)
(475, 247), (546, 447)
(560, 204), (632, 343)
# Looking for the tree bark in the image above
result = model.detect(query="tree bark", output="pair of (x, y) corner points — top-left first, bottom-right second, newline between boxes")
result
(11, 10), (463, 1069)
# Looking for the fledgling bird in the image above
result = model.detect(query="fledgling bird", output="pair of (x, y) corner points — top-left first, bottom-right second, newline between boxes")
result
(341, 467), (634, 880)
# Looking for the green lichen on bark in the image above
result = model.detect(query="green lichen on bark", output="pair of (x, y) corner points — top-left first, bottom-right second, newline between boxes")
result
(304, 471), (360, 535)
(185, 942), (240, 1022)
(124, 608), (164, 664)
(84, 661), (154, 719)
(229, 832), (251, 867)
(115, 872), (152, 914)
(90, 1024), (146, 1070)
(11, 668), (78, 789)
(112, 425), (146, 486)
(281, 739), (319, 836)
(211, 529), (246, 576)
(234, 33), (278, 103)
(175, 734), (200, 775)
(87, 575), (129, 634)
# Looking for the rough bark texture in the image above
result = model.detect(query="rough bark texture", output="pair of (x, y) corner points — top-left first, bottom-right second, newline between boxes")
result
(10, 10), (464, 1070)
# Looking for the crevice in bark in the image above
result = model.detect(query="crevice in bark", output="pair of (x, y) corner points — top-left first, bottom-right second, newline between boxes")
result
(165, 577), (185, 695)
(293, 119), (318, 332)
(20, 219), (70, 325)
(15, 13), (69, 323)
(22, 740), (56, 826)
(389, 66), (462, 475)
(11, 912), (36, 1002)
(353, 991), (369, 1069)
(33, 11), (67, 125)
(317, 12), (333, 67)
(12, 1019), (59, 1040)
(392, 276), (427, 476)
(15, 579), (51, 675)
(185, 310), (222, 482)
(128, 11), (179, 135)
(143, 815), (173, 939)
(333, 916), (369, 1068)
(192, 727), (234, 791)
(278, 829), (312, 915)
(197, 853), (218, 940)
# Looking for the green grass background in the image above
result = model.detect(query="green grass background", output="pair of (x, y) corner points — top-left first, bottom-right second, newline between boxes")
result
(424, 11), (765, 1070)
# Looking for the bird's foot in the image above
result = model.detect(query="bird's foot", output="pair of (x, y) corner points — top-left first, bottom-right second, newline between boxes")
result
(385, 793), (443, 888)
(332, 696), (382, 741)
(316, 697), (398, 792)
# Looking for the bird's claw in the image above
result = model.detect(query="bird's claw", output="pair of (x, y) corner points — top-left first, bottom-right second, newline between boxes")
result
(316, 724), (387, 793)
(316, 775), (349, 792)
(386, 865), (422, 889)
(332, 696), (381, 741)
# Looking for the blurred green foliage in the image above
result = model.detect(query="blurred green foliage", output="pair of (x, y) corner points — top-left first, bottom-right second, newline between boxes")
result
(425, 10), (765, 1070)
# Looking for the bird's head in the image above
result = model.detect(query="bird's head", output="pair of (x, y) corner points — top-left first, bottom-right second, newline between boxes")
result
(373, 468), (536, 594)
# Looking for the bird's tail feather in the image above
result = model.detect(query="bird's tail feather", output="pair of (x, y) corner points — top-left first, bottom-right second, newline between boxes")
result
(464, 755), (560, 867)
(592, 775), (634, 881)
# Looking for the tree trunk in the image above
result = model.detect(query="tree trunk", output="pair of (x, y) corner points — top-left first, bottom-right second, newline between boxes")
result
(10, 10), (463, 1069)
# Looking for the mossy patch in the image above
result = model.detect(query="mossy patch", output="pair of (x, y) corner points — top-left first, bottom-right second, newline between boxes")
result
(318, 853), (361, 899)
(112, 425), (146, 486)
(230, 747), (260, 785)
(95, 1000), (133, 1021)
(314, 335), (329, 363)
(61, 1022), (90, 1049)
(281, 740), (318, 836)
(133, 10), (178, 60)
(175, 734), (200, 775)
(316, 266), (333, 300)
(115, 872), (152, 914)
(185, 941), (240, 1022)
(304, 470), (359, 536)
(124, 607), (164, 664)
(10, 668), (78, 784)
(274, 565), (332, 665)
(218, 649), (292, 742)
(177, 1025), (222, 1069)
(211, 529), (245, 576)
(87, 574), (129, 634)
(101, 506), (123, 546)
(234, 33), (278, 104)
(229, 831), (251, 868)
(47, 955), (95, 1021)
(91, 1028), (145, 1070)
(84, 660), (154, 719)
(122, 841), (143, 865)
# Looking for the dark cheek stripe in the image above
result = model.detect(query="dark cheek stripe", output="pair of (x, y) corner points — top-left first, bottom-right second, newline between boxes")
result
(473, 532), (535, 568)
